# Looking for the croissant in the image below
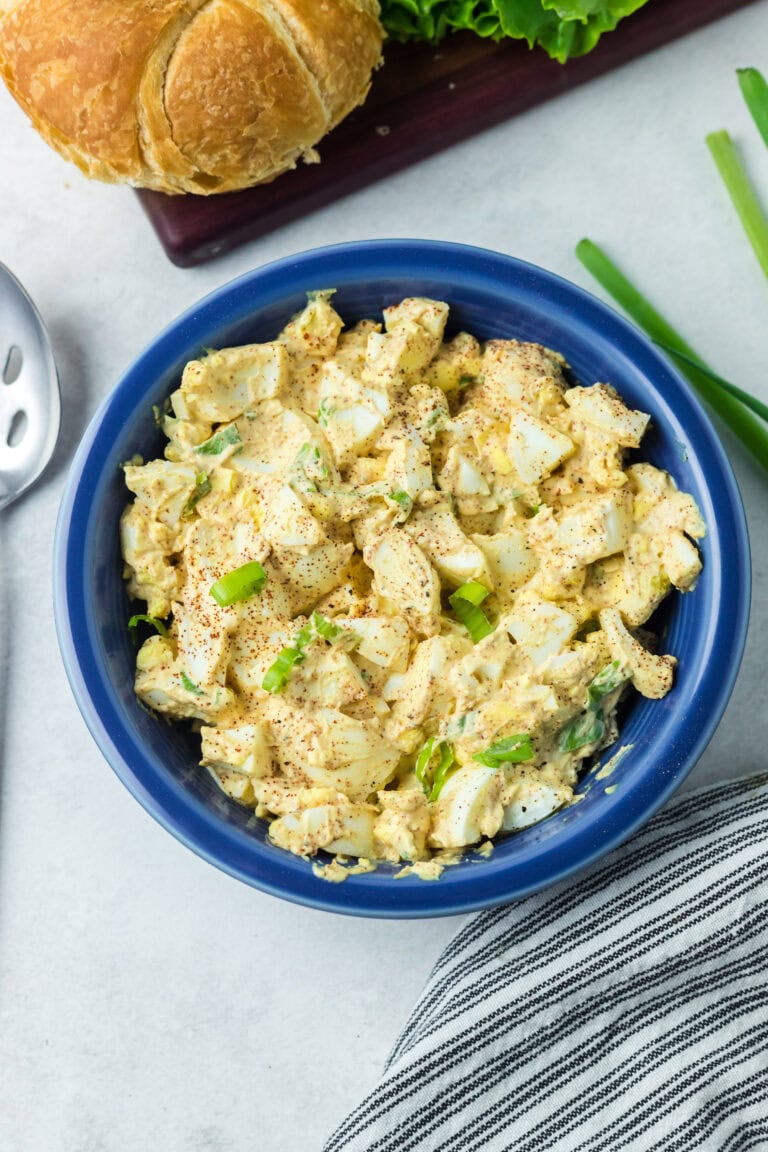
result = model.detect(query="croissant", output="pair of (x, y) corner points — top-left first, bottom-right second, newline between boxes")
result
(0, 0), (383, 194)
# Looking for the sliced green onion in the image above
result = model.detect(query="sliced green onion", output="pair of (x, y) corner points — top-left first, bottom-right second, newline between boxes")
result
(261, 612), (345, 693)
(295, 442), (325, 471)
(560, 710), (606, 754)
(654, 342), (768, 424)
(738, 67), (768, 149)
(429, 743), (456, 803)
(309, 612), (343, 642)
(389, 490), (412, 510)
(451, 580), (489, 606)
(706, 129), (768, 281)
(415, 738), (456, 802)
(293, 612), (343, 649)
(210, 561), (267, 607)
(422, 405), (447, 433)
(290, 472), (318, 497)
(153, 397), (172, 428)
(388, 489), (413, 522)
(262, 646), (305, 694)
(317, 400), (334, 427)
(292, 620), (316, 650)
(196, 424), (241, 455)
(415, 737), (438, 789)
(473, 734), (534, 767)
(558, 663), (628, 754)
(576, 238), (768, 473)
(290, 444), (329, 497)
(128, 614), (168, 642)
(181, 472), (211, 518)
(180, 671), (204, 696)
(449, 581), (494, 642)
(128, 613), (168, 636)
(587, 661), (629, 709)
(451, 598), (495, 643)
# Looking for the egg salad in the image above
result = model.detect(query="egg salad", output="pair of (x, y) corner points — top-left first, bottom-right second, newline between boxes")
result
(120, 292), (705, 877)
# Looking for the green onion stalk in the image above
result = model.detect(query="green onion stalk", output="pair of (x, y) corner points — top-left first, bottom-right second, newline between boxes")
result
(575, 239), (768, 473)
(706, 128), (768, 283)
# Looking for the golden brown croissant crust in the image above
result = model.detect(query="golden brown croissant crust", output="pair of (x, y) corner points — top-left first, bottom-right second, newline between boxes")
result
(0, 0), (383, 194)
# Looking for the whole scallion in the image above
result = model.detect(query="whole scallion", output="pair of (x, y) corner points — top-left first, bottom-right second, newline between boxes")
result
(737, 67), (768, 150)
(706, 128), (768, 282)
(654, 344), (768, 424)
(575, 238), (768, 473)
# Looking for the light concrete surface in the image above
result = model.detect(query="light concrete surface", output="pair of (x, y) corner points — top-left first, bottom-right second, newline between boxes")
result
(1, 5), (766, 1149)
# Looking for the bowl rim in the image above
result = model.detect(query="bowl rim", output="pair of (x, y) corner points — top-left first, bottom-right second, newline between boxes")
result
(53, 238), (751, 918)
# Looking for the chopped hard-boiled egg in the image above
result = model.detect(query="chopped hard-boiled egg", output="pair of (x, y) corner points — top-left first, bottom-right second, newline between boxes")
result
(269, 801), (377, 859)
(404, 500), (490, 587)
(121, 293), (703, 880)
(502, 778), (571, 831)
(429, 766), (504, 849)
(200, 723), (273, 778)
(364, 527), (441, 635)
(507, 410), (575, 485)
(564, 383), (650, 447)
(179, 342), (289, 421)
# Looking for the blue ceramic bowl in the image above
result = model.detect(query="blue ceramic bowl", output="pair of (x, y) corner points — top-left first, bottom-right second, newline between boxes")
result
(54, 240), (750, 918)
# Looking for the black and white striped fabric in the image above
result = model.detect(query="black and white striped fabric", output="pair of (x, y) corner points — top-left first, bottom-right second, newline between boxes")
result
(324, 773), (768, 1152)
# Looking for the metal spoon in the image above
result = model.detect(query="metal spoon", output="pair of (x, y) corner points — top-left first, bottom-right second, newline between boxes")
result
(0, 263), (60, 511)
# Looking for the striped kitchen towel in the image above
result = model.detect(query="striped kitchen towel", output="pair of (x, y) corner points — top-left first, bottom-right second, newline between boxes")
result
(324, 773), (768, 1152)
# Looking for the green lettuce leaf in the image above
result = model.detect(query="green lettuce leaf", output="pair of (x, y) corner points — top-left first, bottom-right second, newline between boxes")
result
(380, 0), (649, 63)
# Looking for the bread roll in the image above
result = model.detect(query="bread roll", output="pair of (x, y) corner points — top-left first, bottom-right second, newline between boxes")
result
(0, 0), (383, 194)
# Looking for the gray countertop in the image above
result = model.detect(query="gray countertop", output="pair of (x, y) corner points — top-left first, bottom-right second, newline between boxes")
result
(1, 6), (766, 1149)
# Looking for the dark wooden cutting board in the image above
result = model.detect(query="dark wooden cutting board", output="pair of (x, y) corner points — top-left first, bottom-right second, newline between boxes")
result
(137, 0), (757, 266)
